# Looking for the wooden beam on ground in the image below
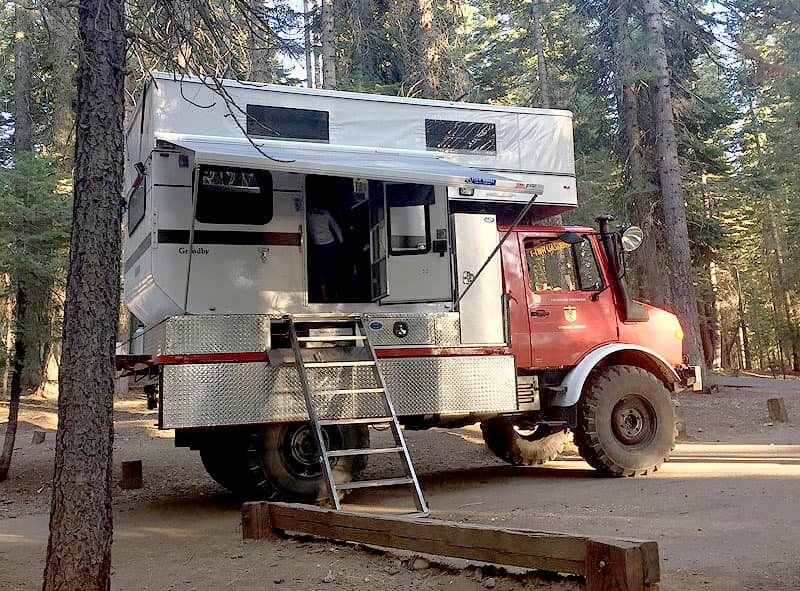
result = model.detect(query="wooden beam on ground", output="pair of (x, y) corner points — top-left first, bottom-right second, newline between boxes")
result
(242, 502), (659, 591)
(767, 398), (789, 423)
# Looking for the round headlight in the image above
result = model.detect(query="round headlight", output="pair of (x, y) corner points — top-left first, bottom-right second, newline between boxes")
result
(621, 225), (644, 252)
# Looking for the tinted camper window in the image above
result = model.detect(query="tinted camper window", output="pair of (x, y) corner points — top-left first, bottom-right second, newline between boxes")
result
(196, 166), (273, 225)
(247, 105), (330, 142)
(127, 182), (145, 235)
(425, 119), (497, 153)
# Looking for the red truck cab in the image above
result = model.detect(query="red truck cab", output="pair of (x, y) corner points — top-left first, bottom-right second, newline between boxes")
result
(501, 224), (684, 371)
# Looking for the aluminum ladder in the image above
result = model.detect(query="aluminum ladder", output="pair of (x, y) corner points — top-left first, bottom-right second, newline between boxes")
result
(286, 315), (428, 515)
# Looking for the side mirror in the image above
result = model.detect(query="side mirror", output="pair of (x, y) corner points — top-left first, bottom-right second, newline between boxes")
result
(620, 225), (644, 252)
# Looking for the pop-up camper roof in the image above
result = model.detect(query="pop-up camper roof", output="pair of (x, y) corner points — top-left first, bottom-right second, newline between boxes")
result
(158, 135), (542, 195)
(126, 73), (577, 211)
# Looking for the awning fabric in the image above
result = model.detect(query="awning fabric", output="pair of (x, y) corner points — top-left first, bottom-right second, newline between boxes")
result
(158, 136), (543, 195)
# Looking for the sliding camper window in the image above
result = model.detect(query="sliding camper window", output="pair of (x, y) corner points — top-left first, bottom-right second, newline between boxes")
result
(196, 166), (273, 225)
(127, 182), (146, 235)
(246, 105), (330, 142)
(425, 119), (497, 154)
(386, 184), (433, 255)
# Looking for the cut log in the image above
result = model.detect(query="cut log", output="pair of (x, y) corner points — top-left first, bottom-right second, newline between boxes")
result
(243, 502), (659, 591)
(120, 460), (143, 489)
(31, 430), (46, 445)
(242, 502), (277, 540)
(767, 398), (789, 423)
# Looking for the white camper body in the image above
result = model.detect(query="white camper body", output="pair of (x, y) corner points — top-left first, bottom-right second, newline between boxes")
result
(122, 73), (577, 431)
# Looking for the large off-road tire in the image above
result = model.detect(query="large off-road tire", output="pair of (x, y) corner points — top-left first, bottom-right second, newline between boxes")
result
(199, 433), (249, 492)
(575, 365), (676, 477)
(242, 423), (369, 502)
(481, 417), (570, 466)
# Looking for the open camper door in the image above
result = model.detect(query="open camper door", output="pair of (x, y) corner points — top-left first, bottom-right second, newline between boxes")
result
(369, 180), (389, 301)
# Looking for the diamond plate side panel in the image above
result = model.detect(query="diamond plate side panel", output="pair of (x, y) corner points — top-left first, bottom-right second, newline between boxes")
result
(162, 355), (517, 428)
(434, 314), (461, 346)
(142, 321), (166, 356)
(164, 315), (271, 354)
(381, 356), (516, 415)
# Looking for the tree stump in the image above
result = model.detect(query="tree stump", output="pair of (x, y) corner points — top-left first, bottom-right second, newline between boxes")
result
(120, 460), (143, 489)
(31, 430), (47, 445)
(767, 398), (789, 423)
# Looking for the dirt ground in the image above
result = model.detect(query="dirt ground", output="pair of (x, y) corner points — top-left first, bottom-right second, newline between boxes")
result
(1, 374), (799, 590)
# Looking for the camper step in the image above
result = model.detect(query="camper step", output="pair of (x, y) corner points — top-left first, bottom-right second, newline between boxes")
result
(336, 477), (414, 491)
(314, 388), (385, 396)
(304, 360), (376, 368)
(318, 417), (392, 426)
(326, 446), (403, 458)
(297, 335), (368, 342)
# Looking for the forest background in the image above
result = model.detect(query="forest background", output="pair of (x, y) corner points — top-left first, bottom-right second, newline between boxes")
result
(0, 0), (798, 406)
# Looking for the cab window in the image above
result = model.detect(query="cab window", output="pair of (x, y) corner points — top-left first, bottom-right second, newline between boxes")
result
(525, 237), (603, 292)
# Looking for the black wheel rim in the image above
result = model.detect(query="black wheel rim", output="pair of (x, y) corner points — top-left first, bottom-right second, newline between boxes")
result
(611, 395), (657, 447)
(280, 424), (342, 480)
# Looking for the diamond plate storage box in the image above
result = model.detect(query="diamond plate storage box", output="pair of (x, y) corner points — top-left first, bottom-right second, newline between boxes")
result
(158, 314), (271, 355)
(161, 355), (517, 428)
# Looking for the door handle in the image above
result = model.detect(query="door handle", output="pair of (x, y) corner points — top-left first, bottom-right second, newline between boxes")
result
(530, 309), (550, 318)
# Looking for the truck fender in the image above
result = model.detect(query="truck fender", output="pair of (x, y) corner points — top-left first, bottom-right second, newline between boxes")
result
(551, 343), (680, 407)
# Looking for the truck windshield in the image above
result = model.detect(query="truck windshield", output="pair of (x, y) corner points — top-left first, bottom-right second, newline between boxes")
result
(525, 237), (603, 292)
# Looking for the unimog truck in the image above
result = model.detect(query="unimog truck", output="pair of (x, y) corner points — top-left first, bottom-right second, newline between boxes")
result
(117, 73), (699, 506)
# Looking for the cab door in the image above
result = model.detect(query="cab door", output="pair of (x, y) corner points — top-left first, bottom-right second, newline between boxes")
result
(519, 232), (618, 368)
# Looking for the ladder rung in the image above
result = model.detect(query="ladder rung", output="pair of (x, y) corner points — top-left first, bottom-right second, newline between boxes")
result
(314, 388), (384, 395)
(326, 446), (403, 458)
(336, 477), (414, 491)
(304, 360), (376, 368)
(318, 417), (392, 426)
(297, 335), (368, 342)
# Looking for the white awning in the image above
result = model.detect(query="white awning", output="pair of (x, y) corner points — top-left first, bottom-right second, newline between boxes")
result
(157, 135), (543, 195)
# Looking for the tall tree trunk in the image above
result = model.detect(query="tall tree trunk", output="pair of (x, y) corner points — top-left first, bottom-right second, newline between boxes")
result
(2, 0), (35, 483)
(0, 285), (27, 481)
(42, 0), (124, 585)
(615, 0), (671, 306)
(47, 2), (76, 168)
(531, 0), (549, 108)
(746, 91), (800, 371)
(732, 264), (751, 370)
(640, 0), (704, 368)
(321, 0), (336, 88)
(14, 2), (33, 152)
(414, 0), (439, 98)
(313, 0), (322, 91)
(304, 0), (313, 87)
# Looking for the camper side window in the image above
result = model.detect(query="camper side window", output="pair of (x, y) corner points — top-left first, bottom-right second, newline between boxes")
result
(386, 184), (433, 255)
(196, 166), (273, 225)
(127, 182), (145, 235)
(425, 119), (497, 154)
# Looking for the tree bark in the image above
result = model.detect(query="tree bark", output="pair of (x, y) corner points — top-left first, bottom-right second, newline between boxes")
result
(42, 0), (125, 585)
(321, 0), (336, 89)
(732, 264), (751, 370)
(13, 2), (33, 152)
(640, 0), (704, 368)
(46, 1), (76, 168)
(531, 0), (549, 108)
(304, 0), (314, 87)
(614, 0), (671, 306)
(414, 0), (439, 98)
(0, 285), (27, 481)
(2, 0), (35, 483)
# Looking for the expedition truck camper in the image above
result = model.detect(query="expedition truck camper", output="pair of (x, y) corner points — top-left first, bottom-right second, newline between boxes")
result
(118, 73), (700, 510)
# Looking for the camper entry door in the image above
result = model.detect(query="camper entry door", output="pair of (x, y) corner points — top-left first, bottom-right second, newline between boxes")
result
(381, 183), (451, 304)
